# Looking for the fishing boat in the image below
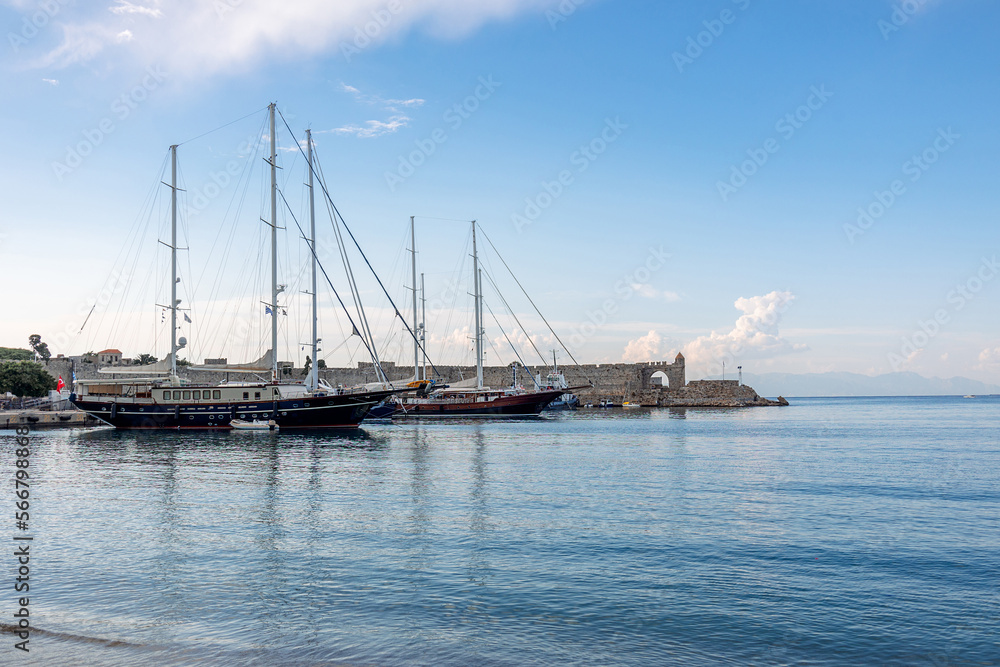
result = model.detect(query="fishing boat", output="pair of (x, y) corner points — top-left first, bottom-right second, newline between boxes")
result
(539, 352), (580, 410)
(71, 105), (400, 429)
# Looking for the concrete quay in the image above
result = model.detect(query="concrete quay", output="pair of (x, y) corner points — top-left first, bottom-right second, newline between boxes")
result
(1, 410), (103, 430)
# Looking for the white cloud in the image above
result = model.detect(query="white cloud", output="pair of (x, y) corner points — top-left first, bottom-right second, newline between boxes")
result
(42, 78), (59, 85)
(976, 347), (1000, 370)
(682, 291), (806, 372)
(622, 330), (671, 363)
(109, 1), (163, 19)
(330, 115), (411, 138)
(116, 29), (134, 42)
(329, 83), (426, 137)
(630, 283), (680, 302)
(31, 23), (118, 69)
(21, 0), (560, 77)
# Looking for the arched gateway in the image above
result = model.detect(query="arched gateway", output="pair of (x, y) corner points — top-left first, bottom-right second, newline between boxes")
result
(638, 353), (686, 390)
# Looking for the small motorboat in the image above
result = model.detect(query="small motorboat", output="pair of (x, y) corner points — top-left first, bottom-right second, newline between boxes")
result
(230, 419), (278, 431)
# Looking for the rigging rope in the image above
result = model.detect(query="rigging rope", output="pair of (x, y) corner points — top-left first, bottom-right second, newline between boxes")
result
(278, 108), (445, 380)
(483, 300), (540, 389)
(481, 269), (548, 366)
(478, 227), (594, 386)
(275, 187), (387, 382)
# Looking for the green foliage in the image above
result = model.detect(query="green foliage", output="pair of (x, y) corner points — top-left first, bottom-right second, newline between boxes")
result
(176, 359), (191, 367)
(133, 353), (159, 365)
(317, 359), (327, 369)
(0, 347), (33, 361)
(27, 334), (51, 361)
(302, 356), (312, 376)
(0, 361), (58, 398)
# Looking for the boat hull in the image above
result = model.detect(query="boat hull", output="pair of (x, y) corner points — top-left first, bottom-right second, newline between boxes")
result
(71, 390), (397, 430)
(391, 389), (565, 418)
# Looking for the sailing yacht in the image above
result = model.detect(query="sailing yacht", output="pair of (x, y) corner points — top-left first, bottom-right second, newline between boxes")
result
(71, 105), (400, 429)
(387, 219), (566, 418)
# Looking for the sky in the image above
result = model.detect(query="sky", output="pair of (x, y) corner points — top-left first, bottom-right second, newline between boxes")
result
(1, 0), (998, 383)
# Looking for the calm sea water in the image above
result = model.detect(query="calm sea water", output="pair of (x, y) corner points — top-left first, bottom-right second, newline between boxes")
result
(2, 397), (998, 665)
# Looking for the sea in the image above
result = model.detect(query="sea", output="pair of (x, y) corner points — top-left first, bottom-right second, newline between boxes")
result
(2, 396), (998, 666)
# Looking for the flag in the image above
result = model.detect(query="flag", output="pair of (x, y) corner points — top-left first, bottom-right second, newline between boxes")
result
(57, 376), (65, 392)
(184, 313), (192, 323)
(265, 306), (273, 315)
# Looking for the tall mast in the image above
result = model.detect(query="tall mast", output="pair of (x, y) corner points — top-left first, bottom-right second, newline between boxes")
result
(420, 272), (426, 381)
(410, 215), (419, 381)
(269, 103), (279, 381)
(169, 144), (178, 378)
(472, 220), (483, 389)
(306, 129), (319, 392)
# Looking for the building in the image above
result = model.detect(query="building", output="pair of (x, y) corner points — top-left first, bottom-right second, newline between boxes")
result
(97, 349), (123, 365)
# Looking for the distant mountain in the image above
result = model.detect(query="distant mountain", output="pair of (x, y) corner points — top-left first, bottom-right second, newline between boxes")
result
(723, 371), (1000, 398)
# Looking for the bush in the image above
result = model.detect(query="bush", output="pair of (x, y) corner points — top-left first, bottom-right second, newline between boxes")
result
(0, 362), (58, 398)
(0, 347), (33, 361)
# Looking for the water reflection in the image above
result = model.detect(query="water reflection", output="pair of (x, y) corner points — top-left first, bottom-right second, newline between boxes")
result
(467, 426), (492, 588)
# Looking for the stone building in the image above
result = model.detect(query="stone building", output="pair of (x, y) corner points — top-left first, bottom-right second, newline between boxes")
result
(97, 349), (123, 365)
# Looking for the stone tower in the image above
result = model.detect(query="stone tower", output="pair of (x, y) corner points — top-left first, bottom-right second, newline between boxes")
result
(665, 352), (685, 390)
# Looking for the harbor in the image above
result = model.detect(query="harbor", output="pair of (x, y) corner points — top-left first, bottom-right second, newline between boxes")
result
(2, 0), (996, 662)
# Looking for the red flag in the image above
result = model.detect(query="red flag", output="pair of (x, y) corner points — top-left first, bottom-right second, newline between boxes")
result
(57, 375), (65, 392)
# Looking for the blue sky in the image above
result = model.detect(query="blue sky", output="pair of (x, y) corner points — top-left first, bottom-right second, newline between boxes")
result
(2, 0), (998, 382)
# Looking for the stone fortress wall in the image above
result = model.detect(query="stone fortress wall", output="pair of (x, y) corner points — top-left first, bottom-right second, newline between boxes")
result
(51, 352), (784, 408)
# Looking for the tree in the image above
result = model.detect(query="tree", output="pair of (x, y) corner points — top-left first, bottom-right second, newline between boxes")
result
(302, 355), (312, 376)
(0, 361), (57, 398)
(133, 353), (159, 366)
(28, 334), (51, 361)
(317, 359), (327, 369)
(0, 347), (33, 361)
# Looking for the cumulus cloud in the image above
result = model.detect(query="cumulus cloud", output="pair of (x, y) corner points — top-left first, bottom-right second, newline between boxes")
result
(682, 291), (806, 373)
(622, 330), (673, 363)
(15, 0), (561, 77)
(976, 347), (1000, 370)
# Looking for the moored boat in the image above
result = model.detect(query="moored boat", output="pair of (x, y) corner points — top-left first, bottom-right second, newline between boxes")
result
(71, 106), (401, 429)
(230, 418), (278, 431)
(388, 220), (572, 419)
